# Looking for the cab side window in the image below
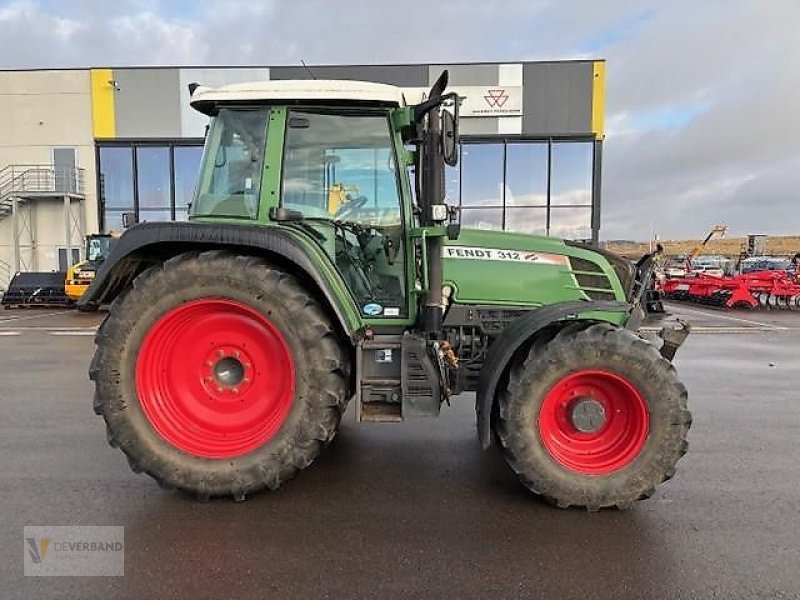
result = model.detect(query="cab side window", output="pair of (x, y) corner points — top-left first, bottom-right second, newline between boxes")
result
(282, 110), (407, 317)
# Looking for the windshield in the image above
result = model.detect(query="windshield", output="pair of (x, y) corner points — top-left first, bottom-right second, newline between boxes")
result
(191, 108), (268, 219)
(86, 237), (112, 262)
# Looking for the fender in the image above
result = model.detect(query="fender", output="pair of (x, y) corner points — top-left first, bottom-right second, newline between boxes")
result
(475, 300), (632, 449)
(78, 221), (360, 340)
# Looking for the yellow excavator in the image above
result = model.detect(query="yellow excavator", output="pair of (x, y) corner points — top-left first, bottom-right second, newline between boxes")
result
(65, 233), (118, 302)
(686, 224), (728, 264)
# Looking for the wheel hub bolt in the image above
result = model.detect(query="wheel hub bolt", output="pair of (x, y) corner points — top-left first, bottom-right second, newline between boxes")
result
(570, 398), (606, 433)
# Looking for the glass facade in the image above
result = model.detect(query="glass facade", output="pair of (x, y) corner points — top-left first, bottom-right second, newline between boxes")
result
(97, 138), (595, 240)
(451, 139), (595, 240)
(97, 142), (204, 231)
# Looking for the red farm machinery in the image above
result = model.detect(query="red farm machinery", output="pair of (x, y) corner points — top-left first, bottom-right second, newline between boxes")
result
(661, 262), (800, 310)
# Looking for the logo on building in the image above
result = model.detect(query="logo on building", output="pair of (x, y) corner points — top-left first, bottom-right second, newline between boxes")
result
(403, 85), (522, 117)
(483, 89), (510, 108)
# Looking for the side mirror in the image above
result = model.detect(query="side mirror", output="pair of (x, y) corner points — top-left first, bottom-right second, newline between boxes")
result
(442, 109), (458, 167)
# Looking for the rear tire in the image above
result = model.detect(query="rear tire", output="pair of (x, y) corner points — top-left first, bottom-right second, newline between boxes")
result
(90, 250), (350, 500)
(494, 323), (691, 510)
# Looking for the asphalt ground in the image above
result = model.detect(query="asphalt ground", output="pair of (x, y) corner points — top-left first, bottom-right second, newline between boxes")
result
(1, 303), (799, 599)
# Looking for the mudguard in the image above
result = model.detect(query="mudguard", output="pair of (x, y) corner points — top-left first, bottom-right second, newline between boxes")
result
(78, 221), (359, 340)
(475, 300), (632, 449)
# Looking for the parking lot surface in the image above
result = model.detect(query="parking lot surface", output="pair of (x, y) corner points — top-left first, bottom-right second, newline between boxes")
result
(1, 304), (800, 599)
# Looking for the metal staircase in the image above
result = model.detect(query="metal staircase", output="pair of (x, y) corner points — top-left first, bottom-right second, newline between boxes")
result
(0, 164), (85, 220)
(0, 259), (10, 292)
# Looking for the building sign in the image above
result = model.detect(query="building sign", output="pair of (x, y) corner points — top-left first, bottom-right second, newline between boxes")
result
(456, 86), (523, 117)
(403, 85), (523, 118)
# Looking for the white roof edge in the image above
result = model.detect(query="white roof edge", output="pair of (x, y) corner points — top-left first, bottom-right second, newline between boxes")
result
(190, 79), (409, 110)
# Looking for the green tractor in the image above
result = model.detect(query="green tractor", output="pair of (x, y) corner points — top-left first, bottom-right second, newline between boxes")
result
(82, 72), (691, 509)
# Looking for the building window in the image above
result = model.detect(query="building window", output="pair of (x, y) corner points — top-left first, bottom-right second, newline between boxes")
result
(550, 141), (592, 206)
(460, 143), (504, 230)
(97, 142), (204, 231)
(444, 163), (459, 206)
(452, 138), (595, 241)
(174, 146), (204, 221)
(461, 143), (504, 208)
(505, 142), (547, 207)
(505, 206), (547, 235)
(136, 146), (171, 222)
(550, 206), (592, 239)
(460, 207), (504, 230)
(98, 146), (134, 232)
(57, 248), (81, 271)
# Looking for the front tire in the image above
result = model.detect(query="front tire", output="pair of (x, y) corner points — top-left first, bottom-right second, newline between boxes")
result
(494, 323), (691, 510)
(90, 250), (350, 500)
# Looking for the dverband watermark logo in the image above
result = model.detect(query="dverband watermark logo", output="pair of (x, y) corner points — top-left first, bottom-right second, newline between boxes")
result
(24, 526), (124, 576)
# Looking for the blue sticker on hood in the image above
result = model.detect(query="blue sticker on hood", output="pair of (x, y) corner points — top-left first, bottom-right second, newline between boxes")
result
(362, 303), (383, 316)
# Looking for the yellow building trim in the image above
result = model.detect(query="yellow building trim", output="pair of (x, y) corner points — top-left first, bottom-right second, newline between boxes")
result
(90, 69), (116, 138)
(591, 61), (606, 139)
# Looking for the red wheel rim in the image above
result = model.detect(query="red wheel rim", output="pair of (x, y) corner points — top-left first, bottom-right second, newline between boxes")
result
(538, 370), (649, 475)
(135, 298), (295, 459)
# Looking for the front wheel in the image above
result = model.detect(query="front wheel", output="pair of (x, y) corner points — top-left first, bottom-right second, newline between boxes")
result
(494, 323), (691, 510)
(90, 250), (350, 501)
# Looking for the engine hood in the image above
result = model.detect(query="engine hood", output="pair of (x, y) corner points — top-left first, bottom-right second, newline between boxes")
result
(442, 228), (629, 307)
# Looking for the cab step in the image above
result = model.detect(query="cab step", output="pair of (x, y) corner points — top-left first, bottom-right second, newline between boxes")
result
(355, 333), (442, 422)
(359, 402), (403, 423)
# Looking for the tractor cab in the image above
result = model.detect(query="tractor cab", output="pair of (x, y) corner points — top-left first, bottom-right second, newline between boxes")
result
(188, 75), (458, 326)
(65, 233), (117, 302)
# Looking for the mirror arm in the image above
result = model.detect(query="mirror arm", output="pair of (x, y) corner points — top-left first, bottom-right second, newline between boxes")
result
(413, 96), (445, 123)
(414, 91), (460, 123)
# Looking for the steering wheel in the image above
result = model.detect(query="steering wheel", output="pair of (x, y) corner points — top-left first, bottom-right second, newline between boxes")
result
(334, 195), (369, 220)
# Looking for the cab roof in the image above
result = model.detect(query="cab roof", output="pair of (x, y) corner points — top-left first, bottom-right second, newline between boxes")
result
(190, 79), (408, 115)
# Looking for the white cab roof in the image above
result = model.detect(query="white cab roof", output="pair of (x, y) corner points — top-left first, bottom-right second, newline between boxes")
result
(190, 79), (408, 113)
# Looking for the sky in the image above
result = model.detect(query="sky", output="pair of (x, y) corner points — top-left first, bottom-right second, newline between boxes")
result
(1, 0), (799, 240)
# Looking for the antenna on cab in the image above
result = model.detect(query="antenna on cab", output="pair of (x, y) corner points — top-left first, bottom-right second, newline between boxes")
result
(301, 60), (317, 80)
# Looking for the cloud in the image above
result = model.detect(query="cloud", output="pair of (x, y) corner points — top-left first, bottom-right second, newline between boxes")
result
(0, 0), (798, 239)
(597, 1), (800, 239)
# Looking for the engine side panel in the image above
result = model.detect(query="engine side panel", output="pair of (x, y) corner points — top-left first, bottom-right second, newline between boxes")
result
(442, 229), (629, 307)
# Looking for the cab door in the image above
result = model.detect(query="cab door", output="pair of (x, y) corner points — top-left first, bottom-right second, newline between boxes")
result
(280, 108), (415, 324)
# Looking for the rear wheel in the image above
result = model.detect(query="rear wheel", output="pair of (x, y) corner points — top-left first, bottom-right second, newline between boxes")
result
(91, 250), (350, 500)
(495, 323), (691, 510)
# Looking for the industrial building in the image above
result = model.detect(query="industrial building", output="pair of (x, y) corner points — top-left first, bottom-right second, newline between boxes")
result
(0, 60), (605, 286)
